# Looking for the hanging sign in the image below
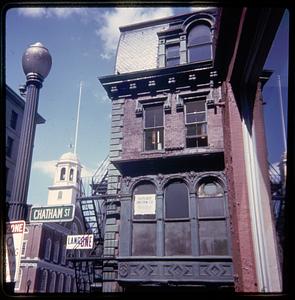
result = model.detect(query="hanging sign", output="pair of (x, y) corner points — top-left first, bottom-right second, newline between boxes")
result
(134, 194), (156, 215)
(66, 234), (94, 249)
(30, 204), (75, 222)
(5, 220), (26, 283)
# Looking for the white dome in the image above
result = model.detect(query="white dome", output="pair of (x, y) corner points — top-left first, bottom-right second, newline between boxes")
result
(59, 152), (80, 164)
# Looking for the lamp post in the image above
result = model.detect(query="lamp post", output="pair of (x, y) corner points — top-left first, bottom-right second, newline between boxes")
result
(8, 42), (52, 221)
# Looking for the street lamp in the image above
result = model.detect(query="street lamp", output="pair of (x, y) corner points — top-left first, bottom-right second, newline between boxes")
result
(8, 42), (52, 221)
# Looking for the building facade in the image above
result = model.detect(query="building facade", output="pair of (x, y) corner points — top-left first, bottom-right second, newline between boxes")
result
(5, 84), (45, 217)
(98, 8), (283, 293)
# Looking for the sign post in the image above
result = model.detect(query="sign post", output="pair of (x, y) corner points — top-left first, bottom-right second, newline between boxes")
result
(5, 220), (26, 285)
(29, 204), (75, 223)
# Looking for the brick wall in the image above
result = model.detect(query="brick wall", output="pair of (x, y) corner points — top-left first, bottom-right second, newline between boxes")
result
(121, 91), (224, 161)
(222, 81), (258, 292)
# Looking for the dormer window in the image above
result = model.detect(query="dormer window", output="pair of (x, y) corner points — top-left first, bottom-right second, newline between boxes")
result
(187, 24), (212, 63)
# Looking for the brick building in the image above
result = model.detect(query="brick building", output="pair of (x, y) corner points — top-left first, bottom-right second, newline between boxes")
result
(98, 8), (284, 293)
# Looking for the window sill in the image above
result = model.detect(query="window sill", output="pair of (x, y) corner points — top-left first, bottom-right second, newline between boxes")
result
(141, 150), (166, 155)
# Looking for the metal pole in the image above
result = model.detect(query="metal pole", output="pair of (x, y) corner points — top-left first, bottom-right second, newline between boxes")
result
(8, 43), (51, 222)
(74, 81), (83, 155)
(277, 75), (287, 152)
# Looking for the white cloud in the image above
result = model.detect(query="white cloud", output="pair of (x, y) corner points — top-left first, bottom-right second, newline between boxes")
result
(32, 160), (57, 178)
(18, 7), (47, 18)
(17, 7), (88, 19)
(95, 7), (173, 59)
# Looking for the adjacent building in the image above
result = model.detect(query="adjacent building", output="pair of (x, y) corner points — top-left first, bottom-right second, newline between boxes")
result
(15, 152), (87, 293)
(5, 84), (45, 217)
(98, 7), (284, 293)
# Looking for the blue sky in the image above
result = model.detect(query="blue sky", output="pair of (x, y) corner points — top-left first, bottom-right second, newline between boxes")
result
(5, 7), (289, 206)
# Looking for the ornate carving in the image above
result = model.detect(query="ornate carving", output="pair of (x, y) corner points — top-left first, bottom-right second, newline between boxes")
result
(187, 171), (196, 183)
(118, 263), (129, 277)
(157, 173), (165, 186)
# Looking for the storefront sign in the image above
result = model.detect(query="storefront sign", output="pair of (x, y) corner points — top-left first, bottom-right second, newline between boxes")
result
(66, 234), (94, 249)
(134, 194), (156, 215)
(5, 220), (26, 283)
(30, 204), (75, 222)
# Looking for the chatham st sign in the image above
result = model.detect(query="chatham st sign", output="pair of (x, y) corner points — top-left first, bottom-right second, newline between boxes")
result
(30, 204), (75, 223)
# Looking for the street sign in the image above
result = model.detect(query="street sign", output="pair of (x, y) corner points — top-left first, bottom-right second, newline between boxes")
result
(5, 220), (26, 283)
(30, 204), (75, 223)
(66, 234), (94, 249)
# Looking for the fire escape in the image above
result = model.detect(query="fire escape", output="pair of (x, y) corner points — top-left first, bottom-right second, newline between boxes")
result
(269, 161), (285, 264)
(66, 156), (110, 293)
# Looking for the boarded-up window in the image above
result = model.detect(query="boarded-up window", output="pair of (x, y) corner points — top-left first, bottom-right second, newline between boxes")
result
(132, 223), (156, 256)
(132, 182), (157, 256)
(197, 179), (229, 256)
(165, 222), (191, 256)
(165, 181), (189, 219)
(164, 180), (191, 256)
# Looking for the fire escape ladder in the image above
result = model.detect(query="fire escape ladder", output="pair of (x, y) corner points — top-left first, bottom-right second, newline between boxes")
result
(268, 162), (284, 228)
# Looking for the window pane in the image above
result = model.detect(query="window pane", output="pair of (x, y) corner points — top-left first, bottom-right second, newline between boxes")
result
(196, 112), (206, 122)
(186, 100), (205, 113)
(198, 197), (225, 217)
(10, 110), (18, 130)
(196, 123), (207, 136)
(197, 136), (208, 147)
(186, 124), (197, 136)
(186, 138), (197, 148)
(166, 57), (180, 67)
(165, 181), (189, 218)
(165, 221), (191, 255)
(199, 220), (229, 255)
(188, 24), (211, 46)
(132, 223), (156, 256)
(189, 44), (212, 62)
(144, 105), (163, 128)
(144, 128), (163, 151)
(166, 44), (179, 58)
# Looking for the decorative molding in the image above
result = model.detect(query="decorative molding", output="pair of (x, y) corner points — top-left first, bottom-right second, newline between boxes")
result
(118, 260), (233, 282)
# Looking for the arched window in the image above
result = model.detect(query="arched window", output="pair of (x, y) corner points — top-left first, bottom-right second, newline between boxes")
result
(58, 274), (64, 292)
(197, 178), (229, 255)
(164, 180), (191, 255)
(60, 167), (66, 180)
(76, 170), (80, 183)
(49, 272), (56, 292)
(45, 238), (52, 260)
(40, 269), (48, 292)
(53, 240), (60, 263)
(187, 24), (212, 63)
(69, 168), (74, 181)
(132, 181), (156, 256)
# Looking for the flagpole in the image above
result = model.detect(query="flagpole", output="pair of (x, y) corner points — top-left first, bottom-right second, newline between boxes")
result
(277, 75), (287, 152)
(74, 81), (83, 155)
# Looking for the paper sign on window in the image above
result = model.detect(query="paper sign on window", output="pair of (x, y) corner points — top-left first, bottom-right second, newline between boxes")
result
(134, 194), (156, 215)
